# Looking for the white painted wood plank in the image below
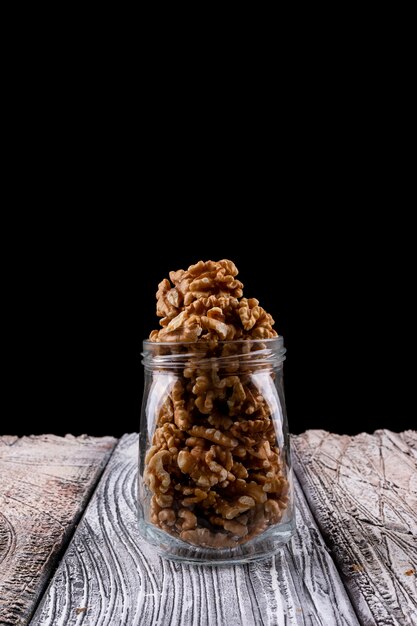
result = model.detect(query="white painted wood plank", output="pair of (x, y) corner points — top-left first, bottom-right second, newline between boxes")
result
(292, 429), (417, 626)
(0, 434), (117, 626)
(30, 433), (358, 626)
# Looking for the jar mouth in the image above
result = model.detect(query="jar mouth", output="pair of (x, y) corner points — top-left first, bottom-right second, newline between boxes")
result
(143, 336), (284, 349)
(142, 336), (285, 370)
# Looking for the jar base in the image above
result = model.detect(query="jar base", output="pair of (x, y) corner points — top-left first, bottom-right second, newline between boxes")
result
(138, 517), (296, 565)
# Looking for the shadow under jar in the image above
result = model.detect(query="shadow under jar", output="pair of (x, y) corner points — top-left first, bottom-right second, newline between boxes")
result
(138, 337), (295, 564)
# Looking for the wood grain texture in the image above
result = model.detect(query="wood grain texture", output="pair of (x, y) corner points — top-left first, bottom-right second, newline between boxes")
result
(31, 433), (358, 626)
(0, 434), (117, 626)
(292, 429), (417, 626)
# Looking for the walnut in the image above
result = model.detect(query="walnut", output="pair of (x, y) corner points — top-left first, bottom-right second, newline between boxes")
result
(158, 396), (174, 425)
(195, 390), (215, 414)
(207, 306), (225, 321)
(210, 516), (249, 538)
(243, 387), (265, 415)
(144, 259), (290, 549)
(152, 423), (185, 461)
(205, 445), (234, 483)
(247, 441), (274, 461)
(156, 311), (203, 343)
(215, 495), (256, 519)
(230, 418), (271, 438)
(191, 373), (219, 414)
(227, 379), (246, 415)
(278, 494), (289, 509)
(166, 260), (243, 311)
(180, 527), (237, 548)
(207, 412), (233, 430)
(156, 279), (181, 320)
(178, 486), (209, 507)
(158, 509), (176, 527)
(263, 474), (285, 493)
(249, 472), (268, 485)
(238, 298), (263, 330)
(145, 445), (159, 465)
(178, 508), (197, 530)
(250, 326), (277, 339)
(171, 380), (192, 430)
(187, 426), (238, 448)
(169, 269), (192, 296)
(199, 316), (228, 340)
(186, 259), (243, 302)
(184, 296), (239, 322)
(238, 297), (278, 339)
(264, 499), (283, 523)
(231, 461), (248, 479)
(185, 436), (206, 448)
(232, 445), (248, 458)
(150, 495), (162, 524)
(192, 375), (211, 395)
(206, 444), (233, 471)
(154, 493), (174, 508)
(177, 449), (197, 474)
(177, 447), (227, 489)
(145, 449), (172, 493)
(223, 478), (265, 503)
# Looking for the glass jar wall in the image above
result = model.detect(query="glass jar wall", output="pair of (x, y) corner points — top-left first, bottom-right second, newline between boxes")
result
(138, 337), (295, 564)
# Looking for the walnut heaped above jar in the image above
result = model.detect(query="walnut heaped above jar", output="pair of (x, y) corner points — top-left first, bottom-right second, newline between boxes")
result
(149, 259), (277, 343)
(139, 259), (294, 560)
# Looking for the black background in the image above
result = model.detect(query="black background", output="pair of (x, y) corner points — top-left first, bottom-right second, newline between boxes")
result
(8, 215), (415, 438)
(3, 37), (415, 439)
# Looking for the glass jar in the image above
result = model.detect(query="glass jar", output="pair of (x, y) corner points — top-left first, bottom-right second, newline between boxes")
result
(138, 337), (295, 564)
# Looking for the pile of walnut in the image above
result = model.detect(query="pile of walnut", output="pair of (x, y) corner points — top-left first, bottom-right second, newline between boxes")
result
(144, 260), (289, 549)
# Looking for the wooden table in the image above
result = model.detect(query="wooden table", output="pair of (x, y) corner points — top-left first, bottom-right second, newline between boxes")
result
(0, 430), (416, 626)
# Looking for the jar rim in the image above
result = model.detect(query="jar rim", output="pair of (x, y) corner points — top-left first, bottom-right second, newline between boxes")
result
(141, 336), (285, 369)
(143, 336), (284, 348)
